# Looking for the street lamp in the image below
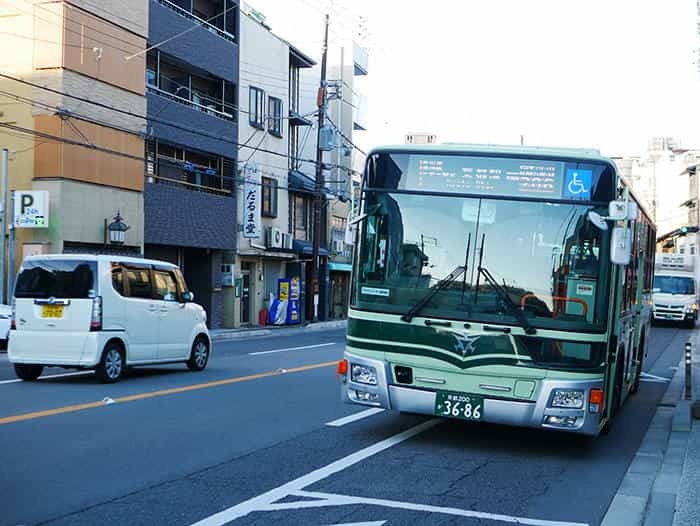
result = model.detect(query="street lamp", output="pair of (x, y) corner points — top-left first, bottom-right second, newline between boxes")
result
(107, 211), (129, 245)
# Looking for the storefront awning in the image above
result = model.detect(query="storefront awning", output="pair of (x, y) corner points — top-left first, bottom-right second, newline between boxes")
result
(293, 239), (329, 257)
(288, 170), (316, 193)
(328, 262), (352, 272)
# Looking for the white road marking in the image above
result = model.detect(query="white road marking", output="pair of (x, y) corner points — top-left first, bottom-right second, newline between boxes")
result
(189, 419), (441, 526)
(323, 522), (386, 526)
(248, 342), (336, 356)
(325, 408), (385, 427)
(267, 490), (589, 526)
(0, 370), (93, 385)
(640, 372), (671, 382)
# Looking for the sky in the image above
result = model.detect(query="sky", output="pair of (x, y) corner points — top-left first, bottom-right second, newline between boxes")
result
(247, 0), (700, 158)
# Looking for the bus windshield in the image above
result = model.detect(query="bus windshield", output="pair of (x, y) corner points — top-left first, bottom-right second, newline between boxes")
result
(654, 275), (695, 295)
(352, 191), (612, 332)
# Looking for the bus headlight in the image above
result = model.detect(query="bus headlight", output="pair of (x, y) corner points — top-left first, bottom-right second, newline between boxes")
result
(551, 389), (584, 409)
(351, 363), (378, 385)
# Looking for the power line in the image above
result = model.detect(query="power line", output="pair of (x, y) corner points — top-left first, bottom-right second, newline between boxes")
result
(0, 79), (360, 178)
(325, 113), (366, 156)
(0, 121), (343, 196)
(5, 0), (144, 55)
(0, 72), (359, 173)
(126, 2), (238, 60)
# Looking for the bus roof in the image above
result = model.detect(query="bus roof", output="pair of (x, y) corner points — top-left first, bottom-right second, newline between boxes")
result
(367, 143), (615, 165)
(365, 143), (655, 226)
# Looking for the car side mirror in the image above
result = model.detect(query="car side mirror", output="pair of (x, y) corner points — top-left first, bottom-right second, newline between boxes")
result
(181, 291), (194, 302)
(610, 226), (632, 265)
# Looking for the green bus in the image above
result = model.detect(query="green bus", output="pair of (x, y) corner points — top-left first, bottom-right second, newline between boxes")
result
(338, 144), (656, 436)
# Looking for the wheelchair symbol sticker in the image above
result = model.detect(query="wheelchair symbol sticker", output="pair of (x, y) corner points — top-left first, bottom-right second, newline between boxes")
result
(563, 169), (592, 199)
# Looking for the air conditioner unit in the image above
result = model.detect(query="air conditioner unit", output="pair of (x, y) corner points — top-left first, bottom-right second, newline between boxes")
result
(281, 232), (293, 250)
(266, 226), (283, 249)
(333, 239), (345, 254)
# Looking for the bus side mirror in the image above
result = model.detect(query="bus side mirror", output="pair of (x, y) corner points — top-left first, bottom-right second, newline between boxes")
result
(610, 226), (632, 265)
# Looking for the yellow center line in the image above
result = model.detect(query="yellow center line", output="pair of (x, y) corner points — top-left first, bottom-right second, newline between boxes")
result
(0, 361), (337, 426)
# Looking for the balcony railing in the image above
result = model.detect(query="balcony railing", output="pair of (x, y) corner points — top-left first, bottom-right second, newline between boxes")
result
(154, 0), (236, 43)
(148, 85), (235, 121)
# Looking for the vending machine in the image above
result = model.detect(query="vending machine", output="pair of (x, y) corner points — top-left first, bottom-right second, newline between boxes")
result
(277, 278), (301, 325)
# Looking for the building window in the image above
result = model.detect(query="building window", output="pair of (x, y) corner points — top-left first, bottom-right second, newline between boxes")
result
(294, 195), (307, 230)
(249, 86), (265, 129)
(268, 96), (282, 137)
(331, 215), (347, 231)
(159, 0), (237, 41)
(147, 49), (236, 120)
(262, 177), (278, 218)
(145, 139), (234, 195)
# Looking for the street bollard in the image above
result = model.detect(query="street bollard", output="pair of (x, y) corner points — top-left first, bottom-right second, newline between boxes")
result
(685, 340), (692, 400)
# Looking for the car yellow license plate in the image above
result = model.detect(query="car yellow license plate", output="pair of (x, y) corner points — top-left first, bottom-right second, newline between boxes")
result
(42, 305), (64, 318)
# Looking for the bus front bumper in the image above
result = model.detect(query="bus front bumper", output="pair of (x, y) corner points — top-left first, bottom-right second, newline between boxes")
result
(340, 351), (603, 436)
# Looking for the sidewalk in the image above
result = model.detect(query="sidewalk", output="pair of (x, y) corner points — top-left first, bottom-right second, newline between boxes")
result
(209, 319), (347, 342)
(602, 329), (700, 526)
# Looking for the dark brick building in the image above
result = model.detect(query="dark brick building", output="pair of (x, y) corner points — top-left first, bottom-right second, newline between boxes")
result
(144, 0), (240, 328)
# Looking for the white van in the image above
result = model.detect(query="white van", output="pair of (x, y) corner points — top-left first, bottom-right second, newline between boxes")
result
(8, 254), (210, 383)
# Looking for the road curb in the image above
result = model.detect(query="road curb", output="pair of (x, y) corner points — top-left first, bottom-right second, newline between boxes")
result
(601, 329), (697, 526)
(211, 320), (347, 342)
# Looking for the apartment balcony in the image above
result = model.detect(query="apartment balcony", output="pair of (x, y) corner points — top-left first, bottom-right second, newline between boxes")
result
(150, 0), (239, 83)
(147, 90), (238, 158)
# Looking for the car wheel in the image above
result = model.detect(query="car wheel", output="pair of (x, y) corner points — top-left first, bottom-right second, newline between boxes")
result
(187, 337), (209, 371)
(96, 344), (124, 383)
(14, 363), (44, 381)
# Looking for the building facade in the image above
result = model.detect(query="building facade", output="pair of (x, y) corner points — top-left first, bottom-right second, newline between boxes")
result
(143, 0), (240, 328)
(0, 0), (149, 301)
(235, 8), (318, 327)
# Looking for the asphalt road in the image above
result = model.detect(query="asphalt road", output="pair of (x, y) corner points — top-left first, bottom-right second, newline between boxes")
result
(0, 324), (688, 526)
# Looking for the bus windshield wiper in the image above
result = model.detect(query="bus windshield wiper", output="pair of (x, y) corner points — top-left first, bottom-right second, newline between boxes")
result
(477, 265), (537, 335)
(401, 265), (466, 323)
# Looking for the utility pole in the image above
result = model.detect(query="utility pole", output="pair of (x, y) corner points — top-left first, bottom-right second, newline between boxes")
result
(0, 149), (7, 303)
(311, 13), (329, 322)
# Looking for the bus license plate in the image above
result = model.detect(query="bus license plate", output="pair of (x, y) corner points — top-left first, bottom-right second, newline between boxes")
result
(434, 391), (483, 421)
(42, 305), (64, 318)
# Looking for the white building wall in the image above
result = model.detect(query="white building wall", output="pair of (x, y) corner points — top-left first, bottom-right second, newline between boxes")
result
(237, 13), (291, 252)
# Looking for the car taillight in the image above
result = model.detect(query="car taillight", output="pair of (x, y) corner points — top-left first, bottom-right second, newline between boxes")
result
(10, 299), (15, 330)
(90, 296), (102, 331)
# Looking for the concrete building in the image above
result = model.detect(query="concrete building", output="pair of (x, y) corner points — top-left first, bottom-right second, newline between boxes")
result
(657, 150), (700, 254)
(142, 0), (240, 329)
(0, 0), (148, 300)
(231, 7), (314, 327)
(612, 137), (691, 236)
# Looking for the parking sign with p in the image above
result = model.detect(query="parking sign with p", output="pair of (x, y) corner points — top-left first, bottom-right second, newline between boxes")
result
(13, 191), (49, 228)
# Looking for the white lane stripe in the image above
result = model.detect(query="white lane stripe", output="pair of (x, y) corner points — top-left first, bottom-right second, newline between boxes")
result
(248, 342), (336, 356)
(274, 490), (588, 526)
(189, 419), (441, 526)
(0, 370), (93, 385)
(326, 408), (385, 427)
(640, 372), (671, 382)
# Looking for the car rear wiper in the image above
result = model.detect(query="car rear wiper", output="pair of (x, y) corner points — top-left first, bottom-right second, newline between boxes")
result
(401, 265), (466, 323)
(477, 265), (537, 335)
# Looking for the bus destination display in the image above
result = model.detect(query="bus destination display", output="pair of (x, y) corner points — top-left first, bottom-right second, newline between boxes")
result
(404, 155), (568, 199)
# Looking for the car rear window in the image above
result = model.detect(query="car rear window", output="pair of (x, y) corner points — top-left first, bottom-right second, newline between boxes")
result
(15, 260), (97, 299)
